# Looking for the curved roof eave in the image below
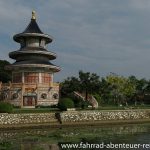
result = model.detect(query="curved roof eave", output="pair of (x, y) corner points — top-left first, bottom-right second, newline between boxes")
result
(13, 33), (53, 43)
(9, 50), (57, 60)
(6, 64), (61, 72)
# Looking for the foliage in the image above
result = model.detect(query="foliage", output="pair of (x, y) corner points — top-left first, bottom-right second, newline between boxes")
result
(60, 77), (80, 97)
(99, 77), (112, 104)
(0, 60), (12, 83)
(58, 98), (75, 111)
(60, 71), (101, 109)
(0, 141), (12, 150)
(0, 102), (13, 113)
(61, 71), (150, 106)
(106, 74), (136, 105)
(81, 101), (89, 109)
(61, 71), (101, 100)
(70, 96), (82, 108)
(93, 93), (102, 105)
(128, 76), (150, 105)
(79, 71), (101, 100)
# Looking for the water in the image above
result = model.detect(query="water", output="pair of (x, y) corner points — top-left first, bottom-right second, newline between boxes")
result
(0, 123), (149, 150)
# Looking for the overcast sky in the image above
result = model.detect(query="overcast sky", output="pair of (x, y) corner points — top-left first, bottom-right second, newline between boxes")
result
(1, 0), (150, 81)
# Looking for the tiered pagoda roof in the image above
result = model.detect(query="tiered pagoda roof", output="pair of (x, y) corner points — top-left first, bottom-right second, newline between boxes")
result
(7, 11), (60, 72)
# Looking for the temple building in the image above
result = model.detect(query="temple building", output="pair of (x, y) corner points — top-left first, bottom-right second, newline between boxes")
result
(0, 11), (60, 108)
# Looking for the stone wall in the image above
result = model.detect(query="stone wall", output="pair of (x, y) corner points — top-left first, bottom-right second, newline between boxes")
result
(0, 110), (150, 127)
(0, 113), (57, 126)
(60, 110), (150, 122)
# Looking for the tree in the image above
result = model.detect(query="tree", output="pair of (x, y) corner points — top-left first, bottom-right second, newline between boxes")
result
(99, 77), (113, 104)
(0, 60), (12, 83)
(106, 74), (136, 106)
(61, 71), (101, 99)
(129, 76), (149, 105)
(60, 77), (80, 97)
(79, 71), (101, 101)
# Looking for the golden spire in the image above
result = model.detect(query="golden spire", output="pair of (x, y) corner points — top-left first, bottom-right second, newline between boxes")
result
(31, 10), (36, 20)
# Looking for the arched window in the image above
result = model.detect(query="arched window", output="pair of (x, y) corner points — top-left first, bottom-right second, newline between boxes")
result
(12, 93), (18, 100)
(53, 93), (58, 99)
(41, 93), (47, 99)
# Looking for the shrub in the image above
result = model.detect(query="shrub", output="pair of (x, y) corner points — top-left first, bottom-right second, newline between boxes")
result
(71, 96), (82, 108)
(58, 98), (74, 111)
(0, 102), (13, 113)
(93, 94), (102, 105)
(81, 101), (89, 109)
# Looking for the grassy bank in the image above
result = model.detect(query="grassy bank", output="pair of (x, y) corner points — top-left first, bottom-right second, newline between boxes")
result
(12, 105), (150, 113)
(13, 108), (60, 113)
(98, 104), (150, 110)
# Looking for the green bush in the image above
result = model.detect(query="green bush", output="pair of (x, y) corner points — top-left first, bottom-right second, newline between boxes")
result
(71, 96), (82, 108)
(81, 101), (89, 109)
(93, 94), (102, 105)
(0, 102), (13, 113)
(58, 98), (74, 111)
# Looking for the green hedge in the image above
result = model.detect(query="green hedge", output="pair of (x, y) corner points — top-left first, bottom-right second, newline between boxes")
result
(58, 98), (74, 111)
(0, 102), (13, 113)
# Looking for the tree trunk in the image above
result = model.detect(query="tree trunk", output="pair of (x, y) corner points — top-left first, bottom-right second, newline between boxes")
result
(125, 101), (128, 106)
(134, 100), (137, 106)
(85, 89), (88, 101)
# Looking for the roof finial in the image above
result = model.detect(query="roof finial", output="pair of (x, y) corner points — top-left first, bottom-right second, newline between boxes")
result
(32, 10), (36, 20)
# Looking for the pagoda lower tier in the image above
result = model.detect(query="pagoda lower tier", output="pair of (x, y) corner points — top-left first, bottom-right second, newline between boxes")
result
(0, 81), (59, 108)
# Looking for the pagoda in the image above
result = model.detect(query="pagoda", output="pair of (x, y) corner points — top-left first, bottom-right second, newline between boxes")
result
(3, 11), (60, 108)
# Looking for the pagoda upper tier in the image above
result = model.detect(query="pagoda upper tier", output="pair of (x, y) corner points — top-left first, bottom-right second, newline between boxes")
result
(7, 11), (60, 72)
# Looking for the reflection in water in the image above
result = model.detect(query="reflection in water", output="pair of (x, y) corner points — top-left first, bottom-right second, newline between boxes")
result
(0, 123), (149, 150)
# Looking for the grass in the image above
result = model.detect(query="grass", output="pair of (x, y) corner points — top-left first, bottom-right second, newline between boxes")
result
(12, 104), (150, 113)
(13, 108), (60, 113)
(78, 104), (150, 111)
(134, 104), (150, 109)
(97, 104), (150, 110)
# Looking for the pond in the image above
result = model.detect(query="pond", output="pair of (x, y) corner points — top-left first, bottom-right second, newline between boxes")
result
(0, 123), (150, 150)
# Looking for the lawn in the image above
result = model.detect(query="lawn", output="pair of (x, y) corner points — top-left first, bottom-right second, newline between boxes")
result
(12, 104), (150, 113)
(13, 108), (60, 113)
(97, 104), (150, 110)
